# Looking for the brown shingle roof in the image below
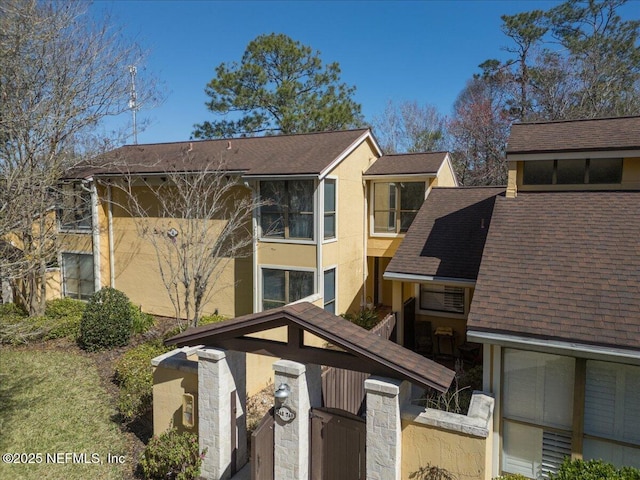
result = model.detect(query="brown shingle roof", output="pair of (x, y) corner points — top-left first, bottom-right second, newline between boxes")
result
(167, 302), (455, 392)
(70, 129), (373, 178)
(507, 116), (640, 154)
(364, 152), (448, 176)
(385, 187), (505, 281)
(467, 191), (640, 352)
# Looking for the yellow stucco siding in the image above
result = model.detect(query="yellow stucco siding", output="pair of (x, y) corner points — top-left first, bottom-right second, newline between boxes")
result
(152, 363), (199, 435)
(435, 157), (458, 187)
(258, 243), (317, 269)
(100, 185), (252, 318)
(402, 419), (492, 480)
(322, 139), (378, 314)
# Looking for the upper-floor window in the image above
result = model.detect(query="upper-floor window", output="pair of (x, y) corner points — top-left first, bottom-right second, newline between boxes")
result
(58, 182), (92, 231)
(260, 180), (314, 240)
(324, 179), (336, 240)
(373, 181), (425, 234)
(523, 159), (622, 186)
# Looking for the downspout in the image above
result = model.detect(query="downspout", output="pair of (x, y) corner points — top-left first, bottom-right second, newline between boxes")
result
(246, 181), (259, 313)
(82, 178), (101, 292)
(362, 176), (368, 308)
(107, 184), (115, 288)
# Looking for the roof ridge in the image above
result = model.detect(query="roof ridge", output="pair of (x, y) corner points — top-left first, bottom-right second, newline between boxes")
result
(512, 114), (640, 127)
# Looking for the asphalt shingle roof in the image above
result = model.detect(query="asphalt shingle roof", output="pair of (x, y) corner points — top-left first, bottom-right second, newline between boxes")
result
(167, 302), (455, 392)
(71, 129), (373, 178)
(507, 116), (640, 154)
(385, 187), (505, 281)
(364, 152), (448, 176)
(467, 191), (640, 352)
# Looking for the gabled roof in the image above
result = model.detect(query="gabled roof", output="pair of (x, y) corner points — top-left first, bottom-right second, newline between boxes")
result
(467, 191), (640, 352)
(69, 129), (377, 179)
(385, 187), (505, 282)
(166, 302), (455, 392)
(363, 152), (448, 176)
(507, 116), (640, 155)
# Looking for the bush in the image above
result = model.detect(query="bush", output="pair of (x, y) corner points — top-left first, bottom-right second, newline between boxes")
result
(493, 474), (529, 480)
(163, 313), (227, 340)
(130, 304), (155, 335)
(549, 458), (640, 480)
(114, 340), (171, 420)
(0, 299), (85, 344)
(79, 287), (133, 351)
(409, 463), (457, 480)
(340, 308), (379, 330)
(139, 428), (206, 480)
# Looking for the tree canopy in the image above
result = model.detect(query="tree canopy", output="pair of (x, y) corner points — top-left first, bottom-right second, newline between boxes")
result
(192, 33), (363, 138)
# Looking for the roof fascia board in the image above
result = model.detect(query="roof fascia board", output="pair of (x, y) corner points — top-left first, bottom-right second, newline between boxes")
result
(508, 149), (640, 161)
(383, 272), (476, 286)
(319, 130), (380, 180)
(241, 174), (318, 181)
(362, 173), (437, 180)
(467, 330), (640, 366)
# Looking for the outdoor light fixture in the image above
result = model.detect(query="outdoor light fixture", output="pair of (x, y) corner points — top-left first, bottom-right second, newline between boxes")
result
(274, 383), (290, 406)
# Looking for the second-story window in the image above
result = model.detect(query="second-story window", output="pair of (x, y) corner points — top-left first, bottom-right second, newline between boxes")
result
(324, 179), (336, 239)
(523, 159), (623, 185)
(373, 181), (425, 234)
(260, 180), (314, 240)
(58, 182), (92, 231)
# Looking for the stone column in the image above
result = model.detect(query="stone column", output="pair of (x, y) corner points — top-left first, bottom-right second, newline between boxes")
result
(197, 348), (247, 480)
(272, 360), (322, 480)
(364, 376), (410, 480)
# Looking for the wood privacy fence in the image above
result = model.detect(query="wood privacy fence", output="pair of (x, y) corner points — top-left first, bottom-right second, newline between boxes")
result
(321, 312), (397, 415)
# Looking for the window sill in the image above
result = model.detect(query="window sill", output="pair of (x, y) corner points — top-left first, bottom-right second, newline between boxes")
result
(258, 237), (316, 245)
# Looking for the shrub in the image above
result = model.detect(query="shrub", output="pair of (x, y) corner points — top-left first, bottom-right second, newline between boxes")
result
(130, 304), (155, 335)
(139, 428), (206, 480)
(79, 287), (133, 351)
(493, 474), (529, 480)
(549, 458), (640, 480)
(409, 463), (457, 480)
(163, 313), (227, 340)
(340, 308), (379, 330)
(114, 340), (171, 420)
(42, 298), (85, 340)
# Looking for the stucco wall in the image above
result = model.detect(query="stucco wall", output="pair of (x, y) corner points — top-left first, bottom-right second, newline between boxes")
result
(152, 349), (199, 435)
(401, 393), (494, 480)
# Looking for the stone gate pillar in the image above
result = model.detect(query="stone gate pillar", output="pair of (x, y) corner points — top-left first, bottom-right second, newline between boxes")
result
(272, 360), (322, 480)
(197, 348), (247, 480)
(365, 376), (410, 480)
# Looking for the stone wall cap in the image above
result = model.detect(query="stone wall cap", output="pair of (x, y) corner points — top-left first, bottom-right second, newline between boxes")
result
(273, 359), (306, 376)
(197, 347), (227, 361)
(365, 376), (403, 396)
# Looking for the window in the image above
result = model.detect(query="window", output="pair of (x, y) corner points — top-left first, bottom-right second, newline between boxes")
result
(260, 180), (314, 240)
(583, 361), (640, 468)
(262, 268), (314, 311)
(522, 159), (622, 186)
(62, 253), (94, 300)
(58, 182), (92, 230)
(324, 179), (336, 239)
(373, 181), (425, 233)
(502, 349), (575, 479)
(324, 268), (336, 314)
(419, 284), (465, 314)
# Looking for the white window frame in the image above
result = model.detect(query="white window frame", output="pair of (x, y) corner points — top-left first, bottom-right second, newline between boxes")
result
(258, 179), (317, 244)
(416, 283), (468, 318)
(322, 177), (337, 243)
(259, 265), (317, 312)
(61, 251), (95, 300)
(323, 266), (337, 314)
(369, 179), (426, 237)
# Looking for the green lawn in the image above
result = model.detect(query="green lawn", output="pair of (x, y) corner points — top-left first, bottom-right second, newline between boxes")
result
(0, 349), (129, 480)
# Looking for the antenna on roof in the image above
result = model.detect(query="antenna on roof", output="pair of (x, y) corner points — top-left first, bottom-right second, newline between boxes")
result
(128, 65), (138, 144)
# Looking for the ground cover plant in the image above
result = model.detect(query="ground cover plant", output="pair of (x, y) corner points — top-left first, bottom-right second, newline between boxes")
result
(0, 350), (128, 480)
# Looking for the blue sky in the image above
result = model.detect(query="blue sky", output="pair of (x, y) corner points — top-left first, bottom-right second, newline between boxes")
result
(90, 0), (639, 145)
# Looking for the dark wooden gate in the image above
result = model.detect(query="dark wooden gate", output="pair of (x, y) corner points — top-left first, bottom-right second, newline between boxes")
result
(310, 408), (366, 480)
(251, 409), (274, 480)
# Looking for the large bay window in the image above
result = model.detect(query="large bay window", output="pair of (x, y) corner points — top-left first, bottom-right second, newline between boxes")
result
(502, 349), (574, 479)
(62, 253), (95, 300)
(260, 180), (314, 240)
(373, 181), (424, 233)
(262, 268), (314, 311)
